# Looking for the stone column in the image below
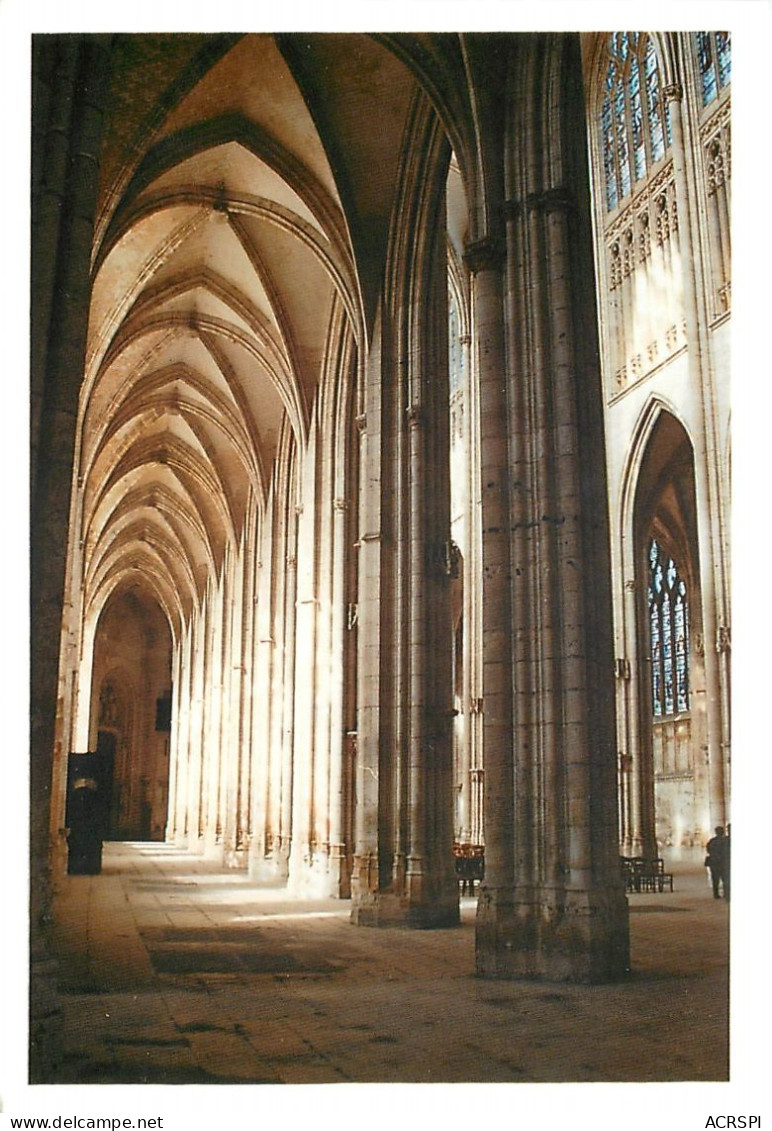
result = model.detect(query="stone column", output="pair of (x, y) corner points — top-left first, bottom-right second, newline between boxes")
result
(202, 570), (225, 857)
(350, 338), (386, 920)
(405, 402), (428, 896)
(249, 504), (276, 880)
(222, 536), (246, 866)
(351, 292), (458, 926)
(463, 237), (515, 896)
(664, 82), (729, 825)
(279, 511), (299, 876)
(327, 495), (350, 892)
(186, 602), (207, 847)
(289, 441), (322, 893)
(475, 55), (629, 977)
(623, 576), (657, 859)
(165, 640), (184, 841)
(237, 511), (257, 857)
(30, 35), (111, 1080)
(459, 330), (484, 846)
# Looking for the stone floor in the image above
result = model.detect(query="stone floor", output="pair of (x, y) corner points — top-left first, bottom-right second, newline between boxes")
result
(44, 842), (731, 1086)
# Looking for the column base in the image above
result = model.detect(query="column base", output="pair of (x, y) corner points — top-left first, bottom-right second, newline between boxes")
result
(351, 890), (460, 928)
(248, 845), (290, 884)
(475, 884), (630, 983)
(286, 846), (351, 899)
(350, 858), (460, 928)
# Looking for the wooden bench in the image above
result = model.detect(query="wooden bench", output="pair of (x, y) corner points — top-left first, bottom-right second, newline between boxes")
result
(453, 843), (485, 895)
(620, 856), (674, 893)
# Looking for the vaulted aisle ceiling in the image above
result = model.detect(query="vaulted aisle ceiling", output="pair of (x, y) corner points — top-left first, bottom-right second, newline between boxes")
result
(78, 33), (422, 640)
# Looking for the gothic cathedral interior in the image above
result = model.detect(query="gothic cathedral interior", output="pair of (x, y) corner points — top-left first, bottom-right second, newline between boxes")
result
(29, 30), (731, 1083)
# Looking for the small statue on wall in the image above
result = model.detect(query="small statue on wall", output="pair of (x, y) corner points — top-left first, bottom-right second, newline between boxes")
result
(99, 682), (119, 727)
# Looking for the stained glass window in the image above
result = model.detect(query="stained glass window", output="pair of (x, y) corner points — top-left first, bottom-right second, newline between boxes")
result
(696, 32), (731, 107)
(600, 33), (671, 213)
(602, 100), (616, 210)
(648, 539), (690, 717)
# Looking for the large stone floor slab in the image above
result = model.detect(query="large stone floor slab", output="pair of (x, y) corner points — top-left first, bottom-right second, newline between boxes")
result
(46, 842), (729, 1085)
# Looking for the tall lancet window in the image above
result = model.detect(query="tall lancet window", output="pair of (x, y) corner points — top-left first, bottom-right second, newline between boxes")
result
(647, 539), (690, 718)
(601, 33), (672, 213)
(696, 31), (731, 107)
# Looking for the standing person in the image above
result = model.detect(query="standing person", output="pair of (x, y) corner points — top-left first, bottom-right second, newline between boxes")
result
(705, 826), (728, 900)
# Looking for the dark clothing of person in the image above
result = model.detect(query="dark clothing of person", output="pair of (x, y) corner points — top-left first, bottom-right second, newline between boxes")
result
(706, 833), (729, 900)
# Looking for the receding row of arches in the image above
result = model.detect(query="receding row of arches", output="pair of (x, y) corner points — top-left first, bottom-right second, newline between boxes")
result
(82, 397), (712, 862)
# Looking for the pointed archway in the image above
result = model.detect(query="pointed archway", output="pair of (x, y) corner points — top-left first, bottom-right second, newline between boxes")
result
(621, 406), (710, 859)
(89, 588), (173, 841)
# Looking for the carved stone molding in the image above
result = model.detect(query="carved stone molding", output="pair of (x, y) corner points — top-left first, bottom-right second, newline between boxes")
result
(505, 186), (576, 224)
(662, 82), (683, 103)
(463, 236), (505, 275)
(525, 185), (575, 215)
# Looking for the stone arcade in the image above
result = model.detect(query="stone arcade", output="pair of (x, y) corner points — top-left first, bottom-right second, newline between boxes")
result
(30, 31), (730, 1081)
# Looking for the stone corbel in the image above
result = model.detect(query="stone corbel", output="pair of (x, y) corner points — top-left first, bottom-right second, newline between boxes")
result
(662, 82), (684, 104)
(525, 185), (575, 215)
(463, 235), (505, 275)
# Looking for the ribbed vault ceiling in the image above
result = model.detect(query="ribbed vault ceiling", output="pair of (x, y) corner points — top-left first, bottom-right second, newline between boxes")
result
(80, 33), (424, 641)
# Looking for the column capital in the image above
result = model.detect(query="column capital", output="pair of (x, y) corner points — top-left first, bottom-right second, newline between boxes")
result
(662, 82), (683, 103)
(406, 403), (423, 428)
(463, 235), (505, 275)
(355, 412), (367, 434)
(506, 186), (575, 219)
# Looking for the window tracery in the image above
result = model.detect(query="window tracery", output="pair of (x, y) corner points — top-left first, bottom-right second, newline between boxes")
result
(594, 34), (683, 396)
(696, 32), (731, 108)
(647, 539), (690, 717)
(695, 33), (731, 318)
(601, 34), (671, 214)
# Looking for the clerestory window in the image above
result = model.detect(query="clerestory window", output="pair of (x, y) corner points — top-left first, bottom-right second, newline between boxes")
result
(695, 32), (731, 108)
(647, 538), (690, 718)
(601, 33), (672, 213)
